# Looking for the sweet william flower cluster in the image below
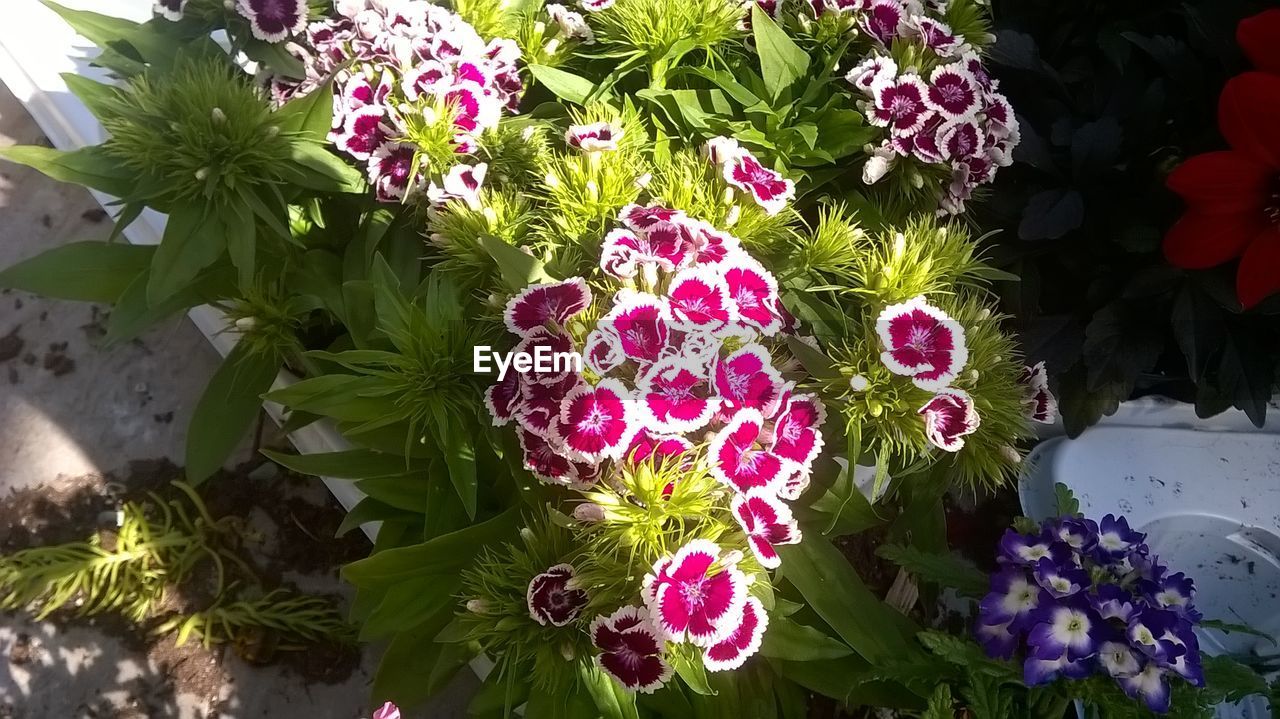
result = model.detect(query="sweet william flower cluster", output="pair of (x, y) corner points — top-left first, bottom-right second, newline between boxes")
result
(481, 135), (824, 692)
(276, 0), (523, 202)
(978, 515), (1205, 713)
(155, 0), (309, 42)
(812, 0), (1019, 213)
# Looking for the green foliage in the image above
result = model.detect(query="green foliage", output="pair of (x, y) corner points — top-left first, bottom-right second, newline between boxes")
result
(185, 340), (282, 484)
(0, 241), (153, 303)
(875, 544), (988, 596)
(157, 589), (356, 650)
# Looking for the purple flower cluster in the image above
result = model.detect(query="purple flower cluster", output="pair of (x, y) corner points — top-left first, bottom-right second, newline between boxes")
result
(977, 514), (1204, 713)
(810, 0), (1018, 214)
(273, 0), (523, 202)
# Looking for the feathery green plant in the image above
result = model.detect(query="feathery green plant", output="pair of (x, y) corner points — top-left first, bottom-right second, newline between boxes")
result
(99, 53), (288, 207)
(158, 589), (356, 650)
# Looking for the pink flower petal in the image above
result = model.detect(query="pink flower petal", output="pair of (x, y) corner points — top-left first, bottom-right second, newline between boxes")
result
(667, 268), (735, 332)
(637, 356), (717, 433)
(603, 292), (671, 364)
(723, 152), (795, 216)
(732, 490), (801, 569)
(713, 344), (785, 415)
(875, 295), (968, 391)
(703, 596), (768, 672)
(644, 540), (748, 647)
(919, 388), (980, 452)
(553, 378), (638, 462)
(708, 408), (788, 494)
(721, 258), (782, 336)
(768, 394), (827, 469)
(590, 606), (672, 693)
(502, 277), (593, 337)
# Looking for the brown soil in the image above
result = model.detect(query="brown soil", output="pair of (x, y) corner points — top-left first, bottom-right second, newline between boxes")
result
(0, 453), (370, 712)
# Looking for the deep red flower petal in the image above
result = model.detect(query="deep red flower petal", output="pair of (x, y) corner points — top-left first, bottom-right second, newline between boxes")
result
(1219, 72), (1280, 168)
(1236, 229), (1280, 309)
(1239, 10), (1280, 76)
(1163, 210), (1262, 269)
(1166, 151), (1271, 214)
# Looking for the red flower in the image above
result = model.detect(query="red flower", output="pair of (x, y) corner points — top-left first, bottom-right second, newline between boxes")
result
(1163, 14), (1280, 308)
(1239, 9), (1280, 76)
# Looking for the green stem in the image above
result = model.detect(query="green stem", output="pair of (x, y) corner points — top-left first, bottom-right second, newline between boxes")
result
(649, 56), (669, 91)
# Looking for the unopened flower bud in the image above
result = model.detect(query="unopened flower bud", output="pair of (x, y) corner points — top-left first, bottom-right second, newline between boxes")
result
(422, 106), (439, 125)
(977, 308), (991, 320)
(466, 599), (489, 614)
(195, 167), (210, 181)
(634, 173), (652, 189)
(520, 527), (535, 543)
(573, 503), (606, 523)
(722, 187), (735, 206)
(909, 171), (924, 189)
(868, 400), (883, 418)
(211, 107), (226, 125)
(967, 369), (979, 382)
(992, 355), (1002, 364)
(544, 38), (561, 55)
(487, 293), (504, 308)
(234, 316), (256, 331)
(849, 374), (869, 391)
(721, 550), (744, 567)
(585, 179), (599, 202)
(1000, 445), (1023, 465)
(559, 643), (575, 661)
(223, 0), (234, 9)
(521, 126), (537, 141)
(725, 204), (741, 227)
(534, 20), (546, 34)
(483, 207), (498, 228)
(544, 172), (560, 188)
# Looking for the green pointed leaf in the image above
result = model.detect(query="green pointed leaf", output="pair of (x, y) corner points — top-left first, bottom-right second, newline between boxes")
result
(105, 264), (235, 345)
(580, 664), (640, 719)
(429, 403), (477, 519)
(224, 200), (256, 290)
(60, 73), (121, 120)
(785, 335), (840, 380)
(285, 142), (365, 192)
(528, 64), (595, 105)
(335, 496), (403, 537)
(760, 616), (854, 661)
(875, 544), (988, 596)
(751, 5), (808, 99)
(148, 203), (227, 303)
(777, 538), (917, 663)
(478, 233), (552, 290)
(356, 474), (432, 512)
(342, 506), (520, 588)
(0, 241), (153, 302)
(0, 145), (136, 197)
(185, 342), (282, 484)
(260, 448), (412, 479)
(370, 612), (468, 708)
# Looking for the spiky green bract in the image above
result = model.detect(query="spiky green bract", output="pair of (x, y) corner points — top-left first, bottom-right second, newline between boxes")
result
(99, 54), (287, 208)
(453, 0), (519, 40)
(217, 277), (311, 359)
(646, 150), (798, 261)
(534, 104), (649, 274)
(572, 459), (768, 605)
(458, 515), (595, 696)
(429, 189), (536, 288)
(786, 216), (1033, 492)
(590, 0), (744, 64)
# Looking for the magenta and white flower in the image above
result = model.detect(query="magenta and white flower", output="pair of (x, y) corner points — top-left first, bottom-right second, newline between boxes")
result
(154, 0), (186, 22)
(768, 394), (826, 469)
(1020, 361), (1058, 424)
(502, 277), (592, 337)
(371, 702), (400, 719)
(599, 226), (690, 279)
(919, 388), (981, 452)
(334, 106), (393, 161)
(627, 431), (693, 467)
(713, 345), (785, 415)
(722, 258), (782, 335)
(566, 121), (624, 152)
(428, 162), (487, 207)
(367, 141), (424, 202)
(860, 0), (906, 44)
(702, 136), (744, 166)
(644, 540), (748, 646)
(846, 55), (898, 96)
(875, 295), (969, 391)
(580, 0), (615, 11)
(907, 16), (962, 58)
(703, 596), (768, 672)
(527, 563), (589, 627)
(546, 3), (595, 43)
(553, 378), (638, 462)
(871, 74), (933, 136)
(620, 203), (685, 232)
(723, 151), (796, 216)
(926, 64), (981, 120)
(708, 409), (788, 494)
(584, 327), (626, 375)
(732, 490), (801, 569)
(637, 356), (717, 433)
(938, 119), (983, 161)
(666, 268), (734, 333)
(518, 427), (577, 483)
(591, 606), (672, 693)
(236, 0), (308, 43)
(603, 292), (671, 363)
(484, 370), (523, 426)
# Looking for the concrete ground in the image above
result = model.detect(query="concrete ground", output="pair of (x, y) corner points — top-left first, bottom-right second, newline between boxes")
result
(0, 82), (477, 717)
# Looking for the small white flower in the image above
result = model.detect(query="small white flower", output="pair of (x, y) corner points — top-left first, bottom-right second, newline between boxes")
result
(849, 374), (869, 391)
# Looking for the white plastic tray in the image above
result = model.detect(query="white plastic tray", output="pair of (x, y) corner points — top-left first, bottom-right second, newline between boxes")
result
(1022, 398), (1279, 718)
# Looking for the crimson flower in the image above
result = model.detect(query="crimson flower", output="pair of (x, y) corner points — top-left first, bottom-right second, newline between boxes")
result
(1163, 11), (1280, 309)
